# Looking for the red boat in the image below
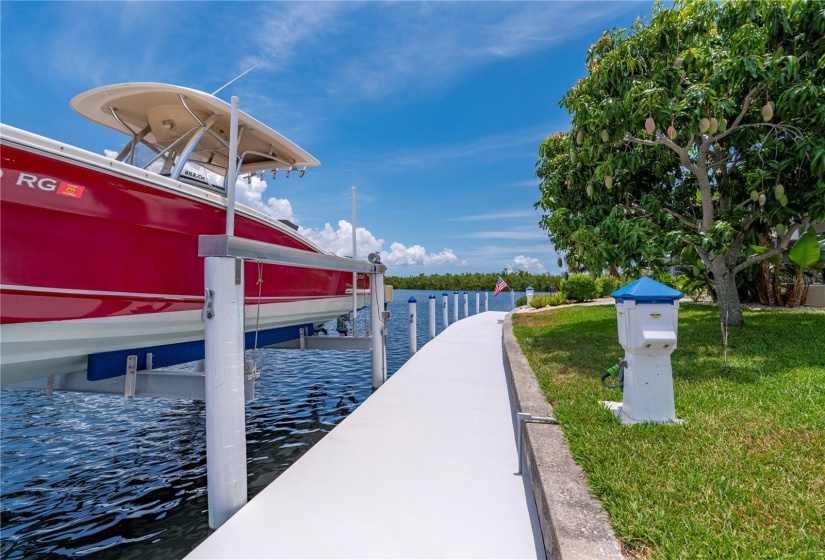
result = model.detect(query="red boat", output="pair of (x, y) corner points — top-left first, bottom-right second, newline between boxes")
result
(0, 83), (367, 385)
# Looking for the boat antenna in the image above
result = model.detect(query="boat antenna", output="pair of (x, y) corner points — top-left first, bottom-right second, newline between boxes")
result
(212, 65), (258, 96)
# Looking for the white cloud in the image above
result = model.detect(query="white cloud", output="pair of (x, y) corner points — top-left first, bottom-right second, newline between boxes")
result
(509, 255), (546, 274)
(298, 220), (383, 258)
(250, 3), (354, 71)
(384, 242), (464, 267)
(298, 220), (463, 267)
(235, 175), (296, 222)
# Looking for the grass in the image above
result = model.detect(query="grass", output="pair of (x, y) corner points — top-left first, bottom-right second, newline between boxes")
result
(512, 304), (825, 559)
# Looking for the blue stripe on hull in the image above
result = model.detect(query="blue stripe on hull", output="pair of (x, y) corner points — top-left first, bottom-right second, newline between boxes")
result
(87, 323), (315, 381)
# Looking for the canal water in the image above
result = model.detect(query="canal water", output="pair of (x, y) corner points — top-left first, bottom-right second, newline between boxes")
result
(1, 289), (524, 559)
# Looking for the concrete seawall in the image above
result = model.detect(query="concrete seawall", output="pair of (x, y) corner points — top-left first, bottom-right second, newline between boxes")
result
(503, 312), (624, 560)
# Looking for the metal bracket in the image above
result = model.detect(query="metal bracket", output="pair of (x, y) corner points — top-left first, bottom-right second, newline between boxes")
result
(517, 412), (559, 475)
(124, 355), (138, 399)
(202, 288), (215, 321)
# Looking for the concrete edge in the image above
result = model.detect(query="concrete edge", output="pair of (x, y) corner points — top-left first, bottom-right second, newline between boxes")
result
(502, 312), (625, 560)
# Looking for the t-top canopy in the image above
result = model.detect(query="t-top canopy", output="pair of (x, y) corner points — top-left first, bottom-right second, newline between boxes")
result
(611, 277), (684, 304)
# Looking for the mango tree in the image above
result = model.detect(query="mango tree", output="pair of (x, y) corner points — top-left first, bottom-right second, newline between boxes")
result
(536, 0), (825, 326)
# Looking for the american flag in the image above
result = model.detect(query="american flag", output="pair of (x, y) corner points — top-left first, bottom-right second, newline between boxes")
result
(493, 276), (508, 296)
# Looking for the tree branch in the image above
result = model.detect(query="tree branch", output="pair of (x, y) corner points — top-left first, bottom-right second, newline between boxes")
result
(714, 85), (763, 144)
(732, 216), (810, 274)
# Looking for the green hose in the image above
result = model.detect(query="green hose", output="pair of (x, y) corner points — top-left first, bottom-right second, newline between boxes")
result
(600, 360), (626, 390)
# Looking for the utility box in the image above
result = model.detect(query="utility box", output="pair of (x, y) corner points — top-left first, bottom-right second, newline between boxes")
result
(526, 286), (534, 306)
(605, 277), (684, 424)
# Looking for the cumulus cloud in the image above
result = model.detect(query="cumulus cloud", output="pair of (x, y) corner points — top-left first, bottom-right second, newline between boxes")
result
(299, 220), (383, 258)
(299, 220), (463, 266)
(508, 255), (546, 274)
(234, 175), (296, 221)
(383, 242), (463, 267)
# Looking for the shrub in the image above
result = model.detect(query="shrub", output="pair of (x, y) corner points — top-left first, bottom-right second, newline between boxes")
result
(673, 274), (709, 302)
(515, 295), (527, 306)
(595, 276), (621, 297)
(650, 271), (679, 290)
(559, 274), (599, 302)
(546, 291), (568, 306)
(530, 295), (552, 308)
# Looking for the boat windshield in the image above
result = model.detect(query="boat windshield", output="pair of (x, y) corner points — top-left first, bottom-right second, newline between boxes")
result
(126, 142), (226, 192)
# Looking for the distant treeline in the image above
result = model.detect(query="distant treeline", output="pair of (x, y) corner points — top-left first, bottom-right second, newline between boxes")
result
(384, 271), (562, 292)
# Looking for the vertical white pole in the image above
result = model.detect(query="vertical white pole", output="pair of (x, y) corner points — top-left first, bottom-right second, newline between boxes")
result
(442, 292), (448, 329)
(204, 256), (247, 530)
(475, 291), (480, 315)
(485, 290), (489, 311)
(463, 292), (468, 318)
(429, 294), (436, 339)
(225, 97), (239, 236)
(408, 296), (417, 357)
(510, 289), (515, 310)
(453, 291), (458, 323)
(351, 187), (358, 337)
(371, 270), (386, 388)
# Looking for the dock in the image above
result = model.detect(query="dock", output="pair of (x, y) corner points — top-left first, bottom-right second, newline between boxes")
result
(186, 311), (544, 559)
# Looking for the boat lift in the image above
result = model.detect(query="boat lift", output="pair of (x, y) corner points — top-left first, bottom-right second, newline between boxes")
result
(9, 95), (388, 532)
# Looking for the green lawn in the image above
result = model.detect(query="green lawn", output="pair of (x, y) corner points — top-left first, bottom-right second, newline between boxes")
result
(513, 304), (825, 559)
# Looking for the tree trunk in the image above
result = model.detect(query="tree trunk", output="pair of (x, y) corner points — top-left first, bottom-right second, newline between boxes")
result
(757, 260), (771, 306)
(709, 258), (744, 326)
(786, 268), (805, 307)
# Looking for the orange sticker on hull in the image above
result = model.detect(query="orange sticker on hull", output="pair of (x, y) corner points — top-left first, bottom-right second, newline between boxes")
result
(57, 182), (85, 198)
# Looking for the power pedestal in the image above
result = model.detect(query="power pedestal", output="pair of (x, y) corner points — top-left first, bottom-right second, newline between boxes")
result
(603, 277), (684, 425)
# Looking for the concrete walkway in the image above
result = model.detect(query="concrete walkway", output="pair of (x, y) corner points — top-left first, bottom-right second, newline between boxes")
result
(187, 311), (543, 559)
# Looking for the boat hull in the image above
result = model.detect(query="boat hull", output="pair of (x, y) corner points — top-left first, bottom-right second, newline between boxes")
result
(1, 128), (367, 385)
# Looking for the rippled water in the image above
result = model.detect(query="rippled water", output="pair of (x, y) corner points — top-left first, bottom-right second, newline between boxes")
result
(1, 290), (520, 559)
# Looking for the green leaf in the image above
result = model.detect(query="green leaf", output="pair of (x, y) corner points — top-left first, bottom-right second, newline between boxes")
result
(788, 227), (820, 269)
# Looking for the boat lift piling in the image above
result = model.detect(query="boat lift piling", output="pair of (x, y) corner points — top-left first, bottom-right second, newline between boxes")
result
(408, 297), (417, 358)
(429, 295), (436, 340)
(200, 234), (386, 529)
(200, 94), (386, 531)
(442, 292), (448, 329)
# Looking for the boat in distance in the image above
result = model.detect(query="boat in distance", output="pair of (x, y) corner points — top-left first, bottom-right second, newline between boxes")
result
(0, 82), (369, 386)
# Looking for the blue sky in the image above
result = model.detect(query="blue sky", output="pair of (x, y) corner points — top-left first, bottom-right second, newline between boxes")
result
(1, 1), (652, 276)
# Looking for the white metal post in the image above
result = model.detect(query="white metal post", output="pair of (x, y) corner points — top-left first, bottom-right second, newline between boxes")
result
(429, 294), (436, 339)
(463, 292), (468, 318)
(485, 290), (489, 311)
(510, 290), (515, 310)
(475, 291), (480, 315)
(442, 292), (448, 329)
(351, 186), (358, 337)
(225, 97), (239, 236)
(453, 291), (458, 323)
(203, 256), (247, 530)
(371, 271), (386, 388)
(408, 296), (417, 357)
